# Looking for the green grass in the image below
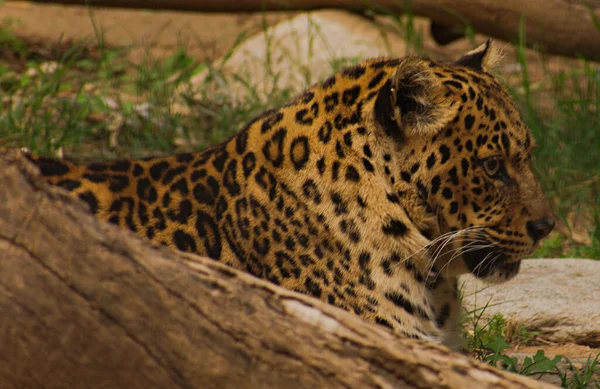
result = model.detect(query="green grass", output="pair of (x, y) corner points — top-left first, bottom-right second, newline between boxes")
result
(511, 18), (600, 259)
(462, 293), (600, 388)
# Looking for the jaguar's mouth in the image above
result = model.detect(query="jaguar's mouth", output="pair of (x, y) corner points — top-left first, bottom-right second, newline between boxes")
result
(462, 244), (521, 283)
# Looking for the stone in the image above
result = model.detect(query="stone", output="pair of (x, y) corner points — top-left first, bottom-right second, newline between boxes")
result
(186, 10), (438, 102)
(461, 259), (600, 347)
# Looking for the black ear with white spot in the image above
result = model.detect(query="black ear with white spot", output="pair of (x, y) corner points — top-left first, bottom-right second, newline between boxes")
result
(374, 58), (458, 139)
(456, 39), (501, 72)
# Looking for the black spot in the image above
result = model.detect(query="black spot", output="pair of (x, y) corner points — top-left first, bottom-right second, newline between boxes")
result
(331, 161), (340, 181)
(448, 166), (459, 186)
(235, 128), (249, 154)
(426, 153), (436, 169)
(167, 199), (193, 223)
(223, 160), (240, 196)
(290, 136), (310, 171)
(87, 162), (107, 172)
(253, 237), (271, 256)
(386, 193), (400, 203)
(301, 91), (315, 103)
(335, 141), (345, 158)
(436, 303), (451, 327)
(375, 317), (393, 329)
(417, 181), (428, 200)
(401, 171), (411, 183)
(343, 65), (366, 79)
(382, 219), (408, 237)
(431, 175), (441, 195)
(176, 153), (194, 163)
(443, 80), (463, 89)
(211, 149), (228, 173)
(138, 202), (149, 225)
(173, 229), (197, 252)
(343, 132), (353, 147)
(109, 197), (136, 231)
(501, 133), (511, 154)
(318, 121), (333, 144)
(345, 165), (360, 182)
(439, 145), (450, 164)
(137, 178), (158, 203)
(302, 179), (322, 204)
(330, 192), (348, 215)
(78, 191), (99, 214)
(316, 157), (326, 175)
(132, 164), (144, 177)
(468, 87), (476, 100)
(442, 187), (453, 199)
(242, 152), (256, 178)
(57, 179), (81, 191)
(262, 128), (287, 167)
(452, 73), (469, 83)
(342, 85), (361, 106)
(362, 158), (374, 172)
(193, 183), (215, 206)
(295, 108), (313, 125)
(285, 236), (296, 251)
(108, 175), (129, 192)
(305, 277), (322, 298)
(368, 70), (386, 89)
(363, 144), (372, 158)
(162, 166), (187, 185)
(83, 173), (108, 183)
(191, 169), (207, 181)
(449, 201), (459, 214)
(323, 92), (339, 112)
(322, 75), (336, 89)
(464, 114), (475, 130)
(356, 195), (367, 208)
(358, 252), (371, 268)
(260, 111), (284, 133)
(109, 160), (131, 172)
(370, 58), (401, 69)
(385, 291), (413, 313)
(461, 158), (469, 177)
(465, 140), (473, 152)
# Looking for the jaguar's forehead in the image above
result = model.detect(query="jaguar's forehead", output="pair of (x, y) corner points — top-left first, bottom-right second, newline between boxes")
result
(424, 60), (535, 158)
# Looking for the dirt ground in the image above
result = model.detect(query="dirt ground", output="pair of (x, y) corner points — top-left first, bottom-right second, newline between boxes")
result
(2, 1), (294, 62)
(2, 1), (599, 385)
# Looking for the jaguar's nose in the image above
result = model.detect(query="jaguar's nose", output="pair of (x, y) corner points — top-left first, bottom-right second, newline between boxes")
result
(526, 217), (555, 243)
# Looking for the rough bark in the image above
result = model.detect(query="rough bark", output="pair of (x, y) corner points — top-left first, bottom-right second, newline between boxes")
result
(0, 148), (558, 389)
(6, 0), (600, 61)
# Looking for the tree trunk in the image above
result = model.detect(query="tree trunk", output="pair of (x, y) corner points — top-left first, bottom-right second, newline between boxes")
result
(6, 0), (600, 61)
(0, 148), (557, 389)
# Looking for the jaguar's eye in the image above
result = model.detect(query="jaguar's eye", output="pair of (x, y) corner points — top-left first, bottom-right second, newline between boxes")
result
(482, 157), (501, 177)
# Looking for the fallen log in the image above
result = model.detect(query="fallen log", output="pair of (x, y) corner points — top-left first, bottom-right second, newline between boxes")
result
(0, 148), (558, 388)
(6, 0), (600, 61)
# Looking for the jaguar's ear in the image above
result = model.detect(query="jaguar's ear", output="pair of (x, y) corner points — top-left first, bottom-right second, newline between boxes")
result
(456, 39), (502, 72)
(374, 58), (457, 139)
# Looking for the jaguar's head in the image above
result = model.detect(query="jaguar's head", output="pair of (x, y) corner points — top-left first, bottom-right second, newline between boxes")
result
(374, 41), (554, 283)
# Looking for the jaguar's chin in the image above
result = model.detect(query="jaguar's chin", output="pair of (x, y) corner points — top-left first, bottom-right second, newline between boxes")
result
(463, 245), (521, 284)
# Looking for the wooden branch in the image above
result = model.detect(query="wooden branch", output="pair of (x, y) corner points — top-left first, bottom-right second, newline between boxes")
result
(0, 148), (557, 388)
(6, 0), (600, 61)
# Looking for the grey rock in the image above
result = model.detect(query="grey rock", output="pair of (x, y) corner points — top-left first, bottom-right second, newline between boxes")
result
(185, 10), (432, 102)
(461, 259), (600, 346)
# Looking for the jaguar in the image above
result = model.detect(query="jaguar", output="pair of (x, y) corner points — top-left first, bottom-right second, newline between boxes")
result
(25, 40), (554, 348)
